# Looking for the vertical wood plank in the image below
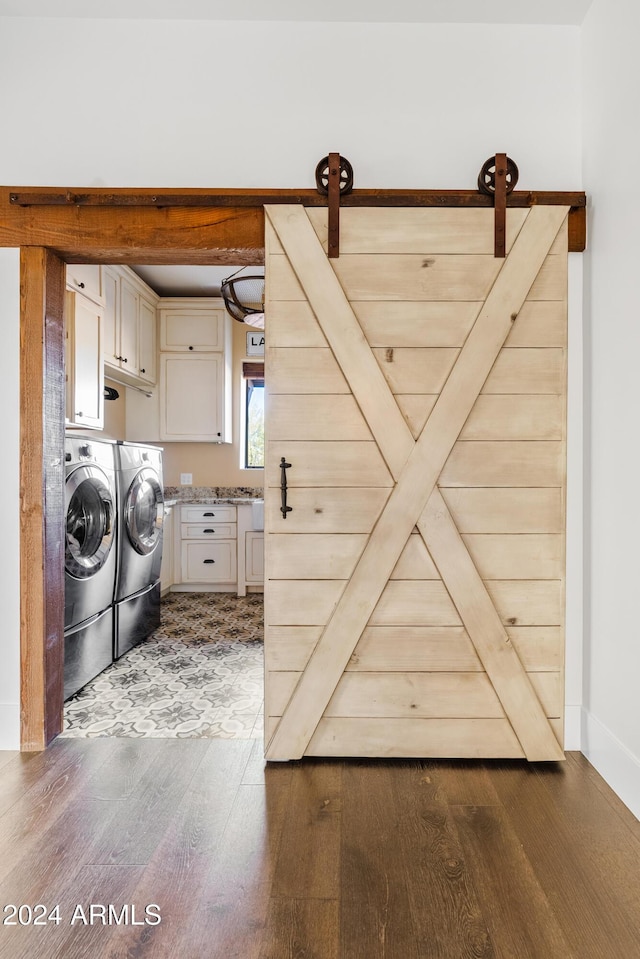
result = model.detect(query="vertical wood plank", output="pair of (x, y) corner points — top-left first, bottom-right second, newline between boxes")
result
(259, 899), (339, 959)
(97, 740), (256, 959)
(270, 761), (342, 899)
(185, 781), (292, 959)
(452, 803), (575, 958)
(490, 762), (640, 958)
(20, 248), (66, 751)
(341, 762), (422, 958)
(391, 764), (496, 957)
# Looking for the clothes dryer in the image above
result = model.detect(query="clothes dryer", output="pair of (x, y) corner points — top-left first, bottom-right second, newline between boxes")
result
(64, 435), (118, 699)
(114, 442), (164, 658)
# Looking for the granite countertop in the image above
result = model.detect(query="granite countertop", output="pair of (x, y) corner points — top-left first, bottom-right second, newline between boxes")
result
(180, 497), (259, 505)
(164, 486), (263, 505)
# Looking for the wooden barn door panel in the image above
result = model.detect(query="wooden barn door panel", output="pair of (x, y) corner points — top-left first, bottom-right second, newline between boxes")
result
(264, 205), (568, 762)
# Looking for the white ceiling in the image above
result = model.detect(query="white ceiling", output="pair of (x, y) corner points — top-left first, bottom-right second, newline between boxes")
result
(0, 0), (593, 24)
(131, 264), (263, 298)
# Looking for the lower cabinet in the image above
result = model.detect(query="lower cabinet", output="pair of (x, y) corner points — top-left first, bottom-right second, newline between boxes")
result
(170, 503), (263, 594)
(160, 505), (175, 594)
(245, 532), (265, 585)
(175, 504), (238, 590)
(181, 540), (238, 584)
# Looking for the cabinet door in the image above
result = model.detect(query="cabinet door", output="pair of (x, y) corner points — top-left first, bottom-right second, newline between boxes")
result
(160, 303), (227, 351)
(66, 264), (103, 305)
(160, 353), (225, 441)
(160, 508), (174, 592)
(138, 296), (157, 384)
(66, 292), (104, 430)
(119, 277), (140, 375)
(246, 531), (264, 583)
(181, 541), (237, 583)
(102, 267), (120, 371)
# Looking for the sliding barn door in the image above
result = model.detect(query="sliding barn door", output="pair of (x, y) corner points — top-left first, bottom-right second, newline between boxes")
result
(264, 204), (568, 762)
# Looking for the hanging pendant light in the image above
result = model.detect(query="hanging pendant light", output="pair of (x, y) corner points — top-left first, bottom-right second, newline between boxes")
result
(220, 269), (265, 328)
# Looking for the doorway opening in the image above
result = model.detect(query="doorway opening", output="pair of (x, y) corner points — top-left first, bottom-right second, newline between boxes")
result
(60, 259), (266, 741)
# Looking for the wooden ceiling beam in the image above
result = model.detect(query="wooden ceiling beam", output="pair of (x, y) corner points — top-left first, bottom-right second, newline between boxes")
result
(0, 186), (587, 256)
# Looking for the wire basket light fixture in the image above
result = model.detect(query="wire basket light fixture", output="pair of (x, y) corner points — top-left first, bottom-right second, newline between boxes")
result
(220, 270), (265, 329)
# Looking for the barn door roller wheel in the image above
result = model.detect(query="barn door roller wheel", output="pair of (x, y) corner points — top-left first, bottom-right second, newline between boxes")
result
(315, 153), (354, 259)
(478, 154), (519, 258)
(315, 155), (354, 196)
(477, 155), (519, 196)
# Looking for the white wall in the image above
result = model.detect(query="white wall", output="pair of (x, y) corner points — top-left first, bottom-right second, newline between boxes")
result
(0, 19), (581, 189)
(582, 0), (640, 818)
(0, 16), (583, 750)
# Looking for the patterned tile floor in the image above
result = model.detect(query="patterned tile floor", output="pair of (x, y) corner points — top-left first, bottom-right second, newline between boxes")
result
(61, 593), (264, 739)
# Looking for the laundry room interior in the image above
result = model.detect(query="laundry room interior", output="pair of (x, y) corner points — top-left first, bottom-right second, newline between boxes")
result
(62, 260), (267, 739)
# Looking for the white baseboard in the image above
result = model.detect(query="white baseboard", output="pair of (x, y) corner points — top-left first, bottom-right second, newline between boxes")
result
(564, 703), (582, 750)
(581, 708), (640, 820)
(0, 704), (20, 750)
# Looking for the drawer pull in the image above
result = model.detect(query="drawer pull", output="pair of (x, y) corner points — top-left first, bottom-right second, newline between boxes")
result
(203, 528), (215, 533)
(203, 511), (215, 517)
(203, 558), (215, 564)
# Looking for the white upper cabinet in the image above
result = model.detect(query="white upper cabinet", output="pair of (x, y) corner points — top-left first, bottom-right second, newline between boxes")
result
(138, 296), (157, 385)
(119, 275), (140, 377)
(102, 266), (158, 387)
(159, 298), (229, 352)
(157, 297), (232, 443)
(65, 264), (103, 306)
(65, 289), (104, 431)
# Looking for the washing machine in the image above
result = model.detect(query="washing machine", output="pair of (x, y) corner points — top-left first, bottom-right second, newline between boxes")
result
(64, 435), (118, 700)
(114, 442), (164, 658)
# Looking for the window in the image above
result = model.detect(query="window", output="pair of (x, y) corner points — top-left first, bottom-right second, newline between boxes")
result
(243, 361), (264, 469)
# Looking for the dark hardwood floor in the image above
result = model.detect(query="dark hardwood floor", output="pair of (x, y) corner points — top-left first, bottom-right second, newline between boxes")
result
(0, 741), (638, 958)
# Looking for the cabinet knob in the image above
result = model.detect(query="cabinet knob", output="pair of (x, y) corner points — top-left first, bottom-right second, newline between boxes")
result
(141, 368), (146, 374)
(123, 357), (128, 363)
(77, 281), (85, 289)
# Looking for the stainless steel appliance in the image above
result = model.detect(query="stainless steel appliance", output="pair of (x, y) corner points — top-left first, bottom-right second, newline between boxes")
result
(64, 435), (118, 699)
(114, 442), (164, 658)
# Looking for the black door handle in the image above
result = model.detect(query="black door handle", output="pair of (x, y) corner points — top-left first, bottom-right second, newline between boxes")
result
(280, 456), (292, 519)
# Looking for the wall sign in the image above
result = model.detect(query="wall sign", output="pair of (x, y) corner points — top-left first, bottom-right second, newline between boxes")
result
(246, 331), (265, 356)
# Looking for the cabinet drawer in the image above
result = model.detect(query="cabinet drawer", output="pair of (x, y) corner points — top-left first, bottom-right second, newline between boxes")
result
(181, 523), (236, 540)
(181, 541), (237, 583)
(180, 505), (237, 523)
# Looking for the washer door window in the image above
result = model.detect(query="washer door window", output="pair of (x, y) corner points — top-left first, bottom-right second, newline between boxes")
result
(125, 468), (163, 555)
(65, 466), (115, 578)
